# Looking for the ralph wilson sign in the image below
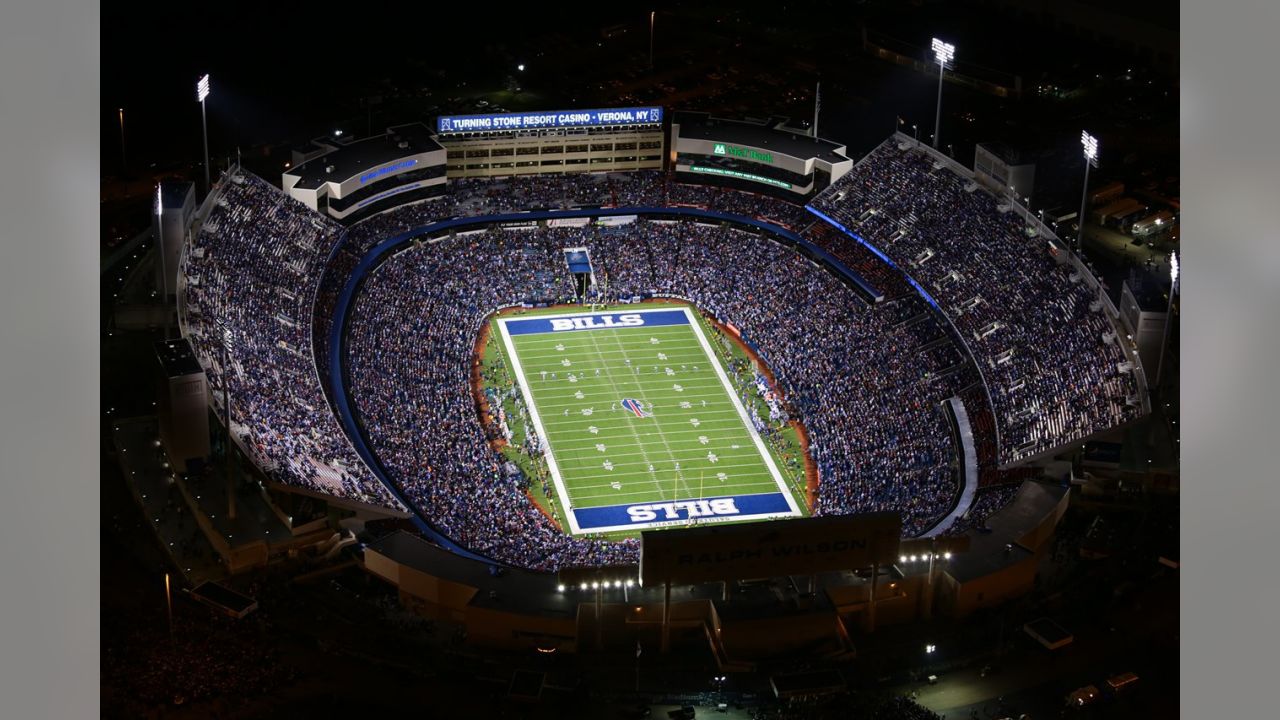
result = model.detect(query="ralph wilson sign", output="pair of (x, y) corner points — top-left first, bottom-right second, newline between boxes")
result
(639, 512), (902, 585)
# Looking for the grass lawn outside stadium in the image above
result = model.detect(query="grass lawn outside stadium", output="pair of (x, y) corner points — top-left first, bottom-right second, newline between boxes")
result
(480, 301), (811, 540)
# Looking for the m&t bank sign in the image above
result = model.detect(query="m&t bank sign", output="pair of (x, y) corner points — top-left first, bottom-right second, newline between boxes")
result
(712, 143), (774, 164)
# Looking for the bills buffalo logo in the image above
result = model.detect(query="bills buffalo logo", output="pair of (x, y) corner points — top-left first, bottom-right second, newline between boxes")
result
(621, 398), (652, 418)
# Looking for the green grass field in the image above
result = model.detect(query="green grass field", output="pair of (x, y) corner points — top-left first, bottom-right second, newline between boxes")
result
(493, 304), (805, 536)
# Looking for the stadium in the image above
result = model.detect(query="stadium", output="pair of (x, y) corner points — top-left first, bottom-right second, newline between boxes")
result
(158, 102), (1150, 660)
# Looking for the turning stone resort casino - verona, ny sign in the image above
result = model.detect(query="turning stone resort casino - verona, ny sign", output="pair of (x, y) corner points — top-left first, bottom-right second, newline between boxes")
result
(436, 107), (663, 133)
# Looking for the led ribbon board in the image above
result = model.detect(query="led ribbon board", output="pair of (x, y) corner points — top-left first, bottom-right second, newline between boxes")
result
(438, 107), (663, 133)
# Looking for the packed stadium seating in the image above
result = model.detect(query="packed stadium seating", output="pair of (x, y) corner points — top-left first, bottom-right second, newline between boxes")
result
(343, 220), (973, 569)
(809, 139), (1143, 463)
(179, 172), (400, 508)
(179, 162), (1063, 572)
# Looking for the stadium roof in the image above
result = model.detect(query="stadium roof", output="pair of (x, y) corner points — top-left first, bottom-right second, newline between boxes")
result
(365, 531), (578, 618)
(155, 338), (202, 377)
(673, 111), (849, 164)
(946, 481), (1067, 583)
(287, 123), (443, 190)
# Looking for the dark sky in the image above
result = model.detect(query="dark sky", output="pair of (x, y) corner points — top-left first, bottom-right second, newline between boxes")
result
(103, 1), (657, 170)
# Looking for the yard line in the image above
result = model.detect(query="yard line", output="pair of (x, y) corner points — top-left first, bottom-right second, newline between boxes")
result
(539, 416), (748, 434)
(562, 462), (776, 484)
(572, 482), (777, 502)
(553, 430), (757, 450)
(561, 446), (765, 461)
(514, 347), (711, 362)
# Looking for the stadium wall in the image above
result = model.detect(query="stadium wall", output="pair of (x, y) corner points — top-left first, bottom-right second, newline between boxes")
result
(438, 126), (664, 178)
(361, 474), (1066, 656)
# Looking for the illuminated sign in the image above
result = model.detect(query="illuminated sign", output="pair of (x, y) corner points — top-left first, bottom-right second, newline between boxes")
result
(689, 165), (792, 190)
(359, 158), (418, 185)
(437, 107), (663, 133)
(712, 143), (774, 164)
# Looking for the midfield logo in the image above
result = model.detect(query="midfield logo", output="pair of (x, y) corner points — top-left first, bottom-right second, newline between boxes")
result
(621, 398), (652, 418)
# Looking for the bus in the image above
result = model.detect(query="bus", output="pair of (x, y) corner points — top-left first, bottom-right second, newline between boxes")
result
(1115, 204), (1152, 232)
(1106, 672), (1140, 693)
(1131, 210), (1176, 237)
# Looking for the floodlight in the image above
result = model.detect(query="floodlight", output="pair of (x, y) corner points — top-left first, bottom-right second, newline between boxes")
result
(1081, 130), (1099, 162)
(900, 555), (908, 564)
(517, 63), (525, 72)
(557, 584), (565, 592)
(580, 582), (588, 591)
(1170, 252), (1179, 284)
(591, 581), (599, 589)
(196, 74), (210, 103)
(943, 552), (952, 560)
(156, 184), (163, 216)
(931, 38), (955, 66)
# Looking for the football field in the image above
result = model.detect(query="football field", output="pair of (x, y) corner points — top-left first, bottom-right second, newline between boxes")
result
(496, 305), (803, 535)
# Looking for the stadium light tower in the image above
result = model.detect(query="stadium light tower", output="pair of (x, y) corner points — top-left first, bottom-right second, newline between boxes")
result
(1077, 130), (1100, 252)
(1156, 251), (1179, 388)
(196, 74), (211, 194)
(931, 38), (955, 149)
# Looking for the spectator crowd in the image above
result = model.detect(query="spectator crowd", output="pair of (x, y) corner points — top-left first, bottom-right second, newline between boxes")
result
(180, 171), (401, 509)
(178, 163), (1059, 572)
(809, 139), (1143, 463)
(344, 219), (971, 569)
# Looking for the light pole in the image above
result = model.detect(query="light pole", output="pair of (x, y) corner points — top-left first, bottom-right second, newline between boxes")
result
(118, 107), (127, 172)
(931, 38), (955, 149)
(155, 185), (169, 338)
(812, 80), (821, 140)
(913, 123), (920, 146)
(197, 74), (211, 195)
(1155, 252), (1178, 389)
(649, 11), (655, 70)
(1078, 130), (1099, 253)
(164, 572), (174, 640)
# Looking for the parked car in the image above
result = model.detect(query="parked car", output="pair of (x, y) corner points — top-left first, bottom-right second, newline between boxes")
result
(1066, 685), (1100, 707)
